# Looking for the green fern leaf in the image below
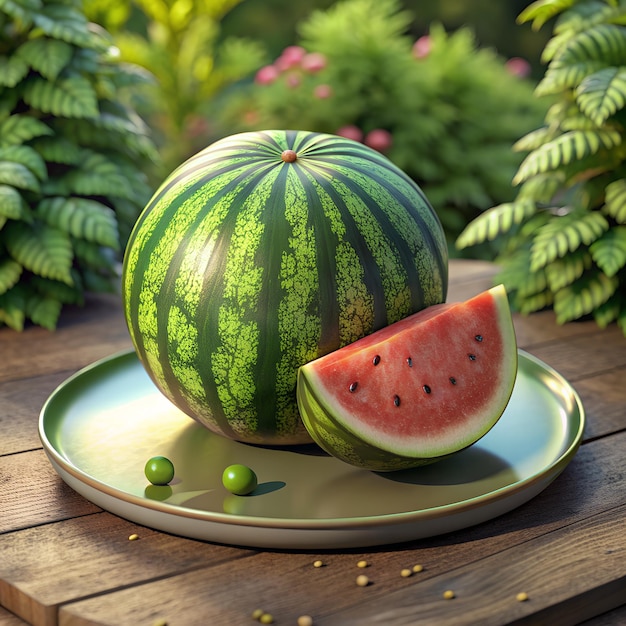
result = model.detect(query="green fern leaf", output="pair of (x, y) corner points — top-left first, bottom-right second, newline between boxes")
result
(456, 199), (537, 249)
(552, 24), (626, 68)
(31, 137), (82, 165)
(517, 266), (548, 298)
(513, 127), (559, 152)
(31, 275), (84, 305)
(0, 259), (23, 295)
(0, 0), (38, 24)
(26, 291), (62, 330)
(536, 60), (605, 95)
(593, 296), (620, 328)
(554, 270), (618, 323)
(0, 55), (29, 88)
(72, 238), (117, 271)
(530, 210), (609, 270)
(513, 130), (621, 184)
(517, 173), (565, 203)
(0, 115), (53, 146)
(518, 289), (554, 315)
(0, 161), (40, 192)
(31, 4), (103, 49)
(589, 226), (626, 276)
(576, 66), (626, 125)
(0, 184), (27, 219)
(4, 222), (74, 285)
(554, 1), (625, 36)
(545, 248), (593, 290)
(517, 0), (576, 31)
(0, 145), (47, 181)
(15, 38), (73, 81)
(80, 268), (117, 293)
(36, 197), (120, 249)
(604, 178), (626, 223)
(23, 76), (99, 119)
(618, 305), (626, 337)
(0, 285), (26, 331)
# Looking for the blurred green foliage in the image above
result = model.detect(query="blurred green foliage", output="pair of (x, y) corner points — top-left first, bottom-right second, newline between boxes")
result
(218, 0), (547, 254)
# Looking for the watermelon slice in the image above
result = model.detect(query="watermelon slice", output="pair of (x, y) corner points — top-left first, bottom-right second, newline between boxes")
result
(296, 285), (518, 471)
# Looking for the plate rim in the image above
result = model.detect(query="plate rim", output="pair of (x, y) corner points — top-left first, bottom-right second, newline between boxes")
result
(39, 348), (585, 532)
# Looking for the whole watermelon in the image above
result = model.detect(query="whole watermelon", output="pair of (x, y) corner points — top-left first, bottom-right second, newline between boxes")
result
(122, 130), (448, 445)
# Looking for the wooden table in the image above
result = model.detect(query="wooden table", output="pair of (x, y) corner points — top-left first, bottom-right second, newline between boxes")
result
(1, 260), (625, 626)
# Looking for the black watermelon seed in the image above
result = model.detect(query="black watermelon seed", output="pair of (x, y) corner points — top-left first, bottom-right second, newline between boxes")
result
(373, 355), (381, 366)
(468, 354), (477, 361)
(407, 357), (413, 367)
(394, 395), (401, 407)
(449, 377), (456, 385)
(475, 334), (483, 342)
(423, 385), (431, 394)
(349, 382), (358, 393)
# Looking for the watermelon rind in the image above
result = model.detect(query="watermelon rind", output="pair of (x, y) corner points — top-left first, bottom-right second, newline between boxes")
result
(296, 285), (518, 471)
(122, 130), (448, 445)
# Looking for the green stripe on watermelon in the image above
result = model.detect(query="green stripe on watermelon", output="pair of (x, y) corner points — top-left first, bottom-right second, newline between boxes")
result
(296, 285), (518, 469)
(122, 130), (448, 445)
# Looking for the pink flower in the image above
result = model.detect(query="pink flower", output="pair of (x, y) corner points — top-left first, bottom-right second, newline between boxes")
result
(313, 84), (333, 99)
(255, 65), (279, 85)
(364, 129), (393, 152)
(301, 52), (327, 73)
(336, 125), (363, 142)
(285, 72), (301, 88)
(412, 36), (431, 59)
(276, 45), (307, 71)
(505, 57), (531, 78)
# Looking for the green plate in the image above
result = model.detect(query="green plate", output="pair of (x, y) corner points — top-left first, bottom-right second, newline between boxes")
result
(39, 349), (584, 549)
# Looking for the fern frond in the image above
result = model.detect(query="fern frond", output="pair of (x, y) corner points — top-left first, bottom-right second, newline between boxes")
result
(0, 0), (37, 25)
(15, 38), (73, 81)
(603, 177), (626, 222)
(0, 286), (26, 331)
(518, 289), (554, 314)
(545, 248), (593, 290)
(536, 60), (605, 95)
(593, 296), (621, 328)
(530, 210), (609, 270)
(554, 269), (618, 323)
(31, 137), (82, 164)
(0, 184), (27, 220)
(0, 145), (47, 181)
(0, 55), (29, 88)
(517, 172), (565, 202)
(26, 291), (62, 330)
(576, 66), (626, 125)
(589, 225), (626, 275)
(23, 76), (99, 119)
(517, 0), (576, 31)
(0, 161), (40, 192)
(0, 259), (22, 295)
(30, 275), (84, 305)
(554, 1), (626, 36)
(72, 238), (117, 271)
(4, 222), (74, 285)
(513, 129), (621, 184)
(552, 24), (626, 68)
(456, 199), (537, 249)
(0, 115), (53, 146)
(513, 127), (560, 152)
(36, 196), (120, 249)
(32, 4), (105, 49)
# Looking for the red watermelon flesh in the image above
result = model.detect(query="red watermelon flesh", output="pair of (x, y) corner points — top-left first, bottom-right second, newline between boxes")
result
(296, 285), (518, 471)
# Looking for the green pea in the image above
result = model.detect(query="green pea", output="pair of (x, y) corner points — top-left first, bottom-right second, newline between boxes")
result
(222, 464), (257, 495)
(144, 456), (175, 485)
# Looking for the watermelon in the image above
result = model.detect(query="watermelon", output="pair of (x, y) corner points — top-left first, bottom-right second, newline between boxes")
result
(297, 285), (518, 470)
(122, 130), (448, 445)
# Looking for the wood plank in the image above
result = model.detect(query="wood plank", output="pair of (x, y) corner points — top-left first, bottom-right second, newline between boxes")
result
(49, 433), (626, 626)
(581, 603), (626, 625)
(0, 606), (29, 626)
(0, 451), (100, 534)
(0, 513), (255, 626)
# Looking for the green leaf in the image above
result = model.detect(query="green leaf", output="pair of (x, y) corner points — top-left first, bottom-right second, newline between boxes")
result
(0, 286), (26, 331)
(0, 0), (39, 24)
(0, 145), (47, 181)
(26, 291), (62, 330)
(0, 259), (23, 295)
(552, 24), (626, 68)
(545, 248), (592, 291)
(536, 60), (605, 95)
(554, 270), (618, 324)
(0, 184), (27, 219)
(23, 76), (99, 119)
(72, 238), (117, 271)
(36, 196), (120, 249)
(0, 115), (53, 146)
(30, 275), (84, 305)
(518, 289), (554, 315)
(517, 0), (576, 31)
(4, 222), (74, 285)
(517, 173), (565, 203)
(554, 1), (625, 36)
(530, 210), (609, 270)
(593, 296), (621, 328)
(456, 199), (537, 249)
(513, 127), (559, 153)
(31, 4), (102, 49)
(31, 137), (82, 165)
(589, 226), (626, 276)
(0, 55), (30, 88)
(15, 38), (73, 81)
(576, 66), (626, 125)
(604, 178), (626, 223)
(513, 130), (621, 185)
(0, 161), (40, 192)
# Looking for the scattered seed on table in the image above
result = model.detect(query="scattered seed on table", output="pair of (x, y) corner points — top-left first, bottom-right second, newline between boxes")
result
(128, 533), (139, 541)
(400, 568), (412, 578)
(313, 560), (324, 568)
(356, 574), (370, 587)
(151, 620), (167, 626)
(443, 590), (455, 600)
(516, 592), (529, 602)
(259, 613), (274, 624)
(356, 560), (368, 568)
(412, 564), (424, 573)
(251, 609), (264, 620)
(297, 616), (314, 626)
